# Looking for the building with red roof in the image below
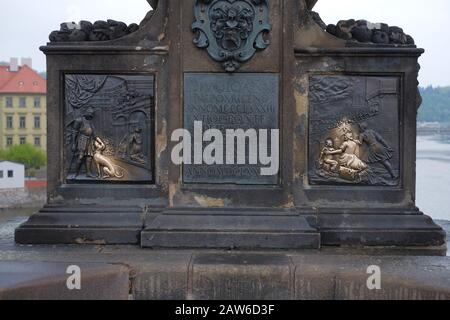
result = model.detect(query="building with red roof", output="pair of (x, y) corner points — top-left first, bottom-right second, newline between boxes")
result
(0, 58), (47, 150)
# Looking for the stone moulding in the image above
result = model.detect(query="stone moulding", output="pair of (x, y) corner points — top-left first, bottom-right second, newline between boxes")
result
(39, 45), (169, 56)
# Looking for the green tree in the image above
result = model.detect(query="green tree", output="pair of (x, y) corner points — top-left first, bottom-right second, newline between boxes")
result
(419, 86), (450, 123)
(0, 149), (6, 160)
(0, 144), (46, 170)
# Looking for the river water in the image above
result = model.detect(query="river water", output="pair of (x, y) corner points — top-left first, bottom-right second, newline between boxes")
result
(417, 134), (450, 220)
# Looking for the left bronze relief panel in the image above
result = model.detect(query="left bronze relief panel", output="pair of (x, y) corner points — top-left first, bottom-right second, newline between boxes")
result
(63, 74), (155, 184)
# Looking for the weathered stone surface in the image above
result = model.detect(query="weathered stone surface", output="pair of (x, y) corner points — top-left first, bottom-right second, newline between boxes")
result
(131, 253), (192, 300)
(351, 23), (373, 43)
(15, 205), (145, 245)
(0, 218), (449, 300)
(324, 17), (414, 46)
(291, 254), (450, 300)
(0, 262), (130, 300)
(49, 19), (144, 42)
(142, 208), (320, 249)
(190, 253), (294, 300)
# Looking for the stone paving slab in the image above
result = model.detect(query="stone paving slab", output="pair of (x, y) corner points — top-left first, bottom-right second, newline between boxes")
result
(0, 217), (449, 300)
(0, 261), (130, 300)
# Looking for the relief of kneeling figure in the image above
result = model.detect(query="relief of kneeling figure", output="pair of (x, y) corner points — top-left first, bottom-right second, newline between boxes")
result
(324, 132), (368, 181)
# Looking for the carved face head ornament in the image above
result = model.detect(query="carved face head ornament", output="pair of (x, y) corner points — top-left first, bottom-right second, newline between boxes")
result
(344, 132), (353, 141)
(210, 2), (254, 51)
(325, 138), (334, 148)
(84, 107), (95, 120)
(359, 123), (368, 131)
(94, 137), (106, 152)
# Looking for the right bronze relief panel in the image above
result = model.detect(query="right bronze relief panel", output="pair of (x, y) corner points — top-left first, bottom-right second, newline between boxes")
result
(308, 75), (400, 186)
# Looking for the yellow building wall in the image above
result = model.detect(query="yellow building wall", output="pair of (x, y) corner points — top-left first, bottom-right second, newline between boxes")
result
(0, 94), (47, 150)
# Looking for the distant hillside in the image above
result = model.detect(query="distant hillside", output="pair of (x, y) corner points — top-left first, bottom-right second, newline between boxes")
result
(419, 86), (450, 123)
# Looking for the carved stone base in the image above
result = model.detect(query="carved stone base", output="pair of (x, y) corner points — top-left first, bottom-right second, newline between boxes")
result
(15, 205), (145, 245)
(15, 206), (446, 254)
(142, 208), (321, 249)
(319, 208), (447, 253)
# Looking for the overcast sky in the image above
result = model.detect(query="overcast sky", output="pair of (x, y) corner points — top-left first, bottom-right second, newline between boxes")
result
(1, 0), (449, 86)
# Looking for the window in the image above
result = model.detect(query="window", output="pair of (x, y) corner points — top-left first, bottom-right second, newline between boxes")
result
(33, 81), (38, 86)
(34, 97), (41, 108)
(34, 136), (41, 147)
(8, 170), (14, 178)
(6, 137), (13, 147)
(6, 116), (13, 129)
(19, 97), (26, 108)
(6, 97), (13, 108)
(19, 116), (26, 129)
(0, 171), (3, 179)
(20, 137), (26, 145)
(34, 116), (41, 129)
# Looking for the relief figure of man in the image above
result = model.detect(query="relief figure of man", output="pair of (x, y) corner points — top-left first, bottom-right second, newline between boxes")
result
(71, 107), (97, 178)
(357, 123), (396, 179)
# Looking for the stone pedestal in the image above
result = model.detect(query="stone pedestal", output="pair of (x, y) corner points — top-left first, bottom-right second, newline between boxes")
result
(16, 0), (446, 254)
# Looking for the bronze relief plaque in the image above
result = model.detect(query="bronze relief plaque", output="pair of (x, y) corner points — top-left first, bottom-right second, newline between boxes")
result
(64, 74), (155, 183)
(308, 75), (400, 186)
(184, 73), (279, 185)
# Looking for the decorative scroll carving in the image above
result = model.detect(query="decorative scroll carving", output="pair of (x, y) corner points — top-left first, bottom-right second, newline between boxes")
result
(65, 75), (155, 183)
(309, 75), (400, 186)
(192, 0), (271, 72)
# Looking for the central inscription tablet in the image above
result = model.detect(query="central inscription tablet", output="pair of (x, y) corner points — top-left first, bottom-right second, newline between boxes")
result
(183, 73), (279, 185)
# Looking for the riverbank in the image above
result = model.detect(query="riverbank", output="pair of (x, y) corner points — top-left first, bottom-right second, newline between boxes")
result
(0, 188), (45, 211)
